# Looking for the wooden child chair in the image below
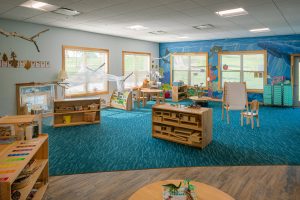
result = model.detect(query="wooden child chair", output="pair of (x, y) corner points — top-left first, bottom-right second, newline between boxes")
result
(241, 100), (260, 129)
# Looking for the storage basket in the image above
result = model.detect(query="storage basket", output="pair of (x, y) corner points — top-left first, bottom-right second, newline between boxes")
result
(84, 112), (96, 122)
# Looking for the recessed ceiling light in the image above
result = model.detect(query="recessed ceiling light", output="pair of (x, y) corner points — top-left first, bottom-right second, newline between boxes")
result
(216, 8), (248, 18)
(53, 8), (80, 16)
(20, 0), (59, 11)
(193, 24), (215, 30)
(249, 28), (270, 33)
(127, 25), (149, 31)
(177, 36), (189, 39)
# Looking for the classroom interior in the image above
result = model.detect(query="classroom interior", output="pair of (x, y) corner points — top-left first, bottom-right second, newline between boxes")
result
(0, 0), (300, 199)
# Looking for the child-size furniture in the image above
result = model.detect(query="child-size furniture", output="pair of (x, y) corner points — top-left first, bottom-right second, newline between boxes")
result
(110, 90), (132, 110)
(241, 100), (260, 129)
(0, 134), (48, 200)
(152, 104), (212, 149)
(222, 82), (248, 124)
(263, 84), (293, 106)
(53, 98), (101, 127)
(172, 85), (188, 102)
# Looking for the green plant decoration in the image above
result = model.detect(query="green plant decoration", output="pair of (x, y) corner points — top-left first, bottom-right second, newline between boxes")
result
(161, 83), (172, 91)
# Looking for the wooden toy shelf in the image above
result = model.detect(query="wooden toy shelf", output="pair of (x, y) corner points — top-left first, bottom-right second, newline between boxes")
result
(53, 98), (101, 127)
(172, 85), (188, 102)
(0, 134), (48, 200)
(152, 104), (212, 148)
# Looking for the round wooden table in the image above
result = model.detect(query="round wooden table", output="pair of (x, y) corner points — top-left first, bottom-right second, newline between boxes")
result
(129, 180), (234, 200)
(140, 88), (164, 107)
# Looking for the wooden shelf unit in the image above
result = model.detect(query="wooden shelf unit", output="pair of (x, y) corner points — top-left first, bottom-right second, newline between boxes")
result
(172, 85), (188, 102)
(53, 98), (101, 127)
(0, 135), (48, 200)
(152, 104), (212, 148)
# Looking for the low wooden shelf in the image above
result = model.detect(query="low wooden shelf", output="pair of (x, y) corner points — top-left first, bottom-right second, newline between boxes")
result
(53, 98), (101, 127)
(172, 85), (188, 102)
(0, 134), (49, 200)
(152, 104), (212, 148)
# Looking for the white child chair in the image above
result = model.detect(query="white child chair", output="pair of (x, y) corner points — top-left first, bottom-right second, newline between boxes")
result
(241, 100), (260, 129)
(222, 82), (248, 124)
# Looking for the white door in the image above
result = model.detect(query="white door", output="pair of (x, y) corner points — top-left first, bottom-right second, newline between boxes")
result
(294, 57), (300, 106)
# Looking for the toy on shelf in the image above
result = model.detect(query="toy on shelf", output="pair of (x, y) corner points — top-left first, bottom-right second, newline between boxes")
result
(110, 90), (133, 111)
(53, 98), (101, 127)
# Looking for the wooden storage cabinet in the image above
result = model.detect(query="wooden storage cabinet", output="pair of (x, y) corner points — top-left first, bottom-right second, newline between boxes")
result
(172, 85), (188, 102)
(0, 135), (48, 200)
(53, 98), (101, 127)
(152, 104), (212, 148)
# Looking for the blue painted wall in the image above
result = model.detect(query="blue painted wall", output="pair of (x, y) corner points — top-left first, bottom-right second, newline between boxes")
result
(159, 34), (300, 100)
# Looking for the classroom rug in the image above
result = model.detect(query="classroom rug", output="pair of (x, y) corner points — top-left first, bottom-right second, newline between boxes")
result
(43, 100), (300, 176)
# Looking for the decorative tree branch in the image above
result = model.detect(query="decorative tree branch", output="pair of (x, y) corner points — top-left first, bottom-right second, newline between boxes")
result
(0, 28), (49, 52)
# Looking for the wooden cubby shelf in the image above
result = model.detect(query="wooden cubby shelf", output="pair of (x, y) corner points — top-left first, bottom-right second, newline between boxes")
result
(152, 104), (212, 148)
(53, 97), (101, 127)
(0, 134), (49, 200)
(172, 85), (188, 102)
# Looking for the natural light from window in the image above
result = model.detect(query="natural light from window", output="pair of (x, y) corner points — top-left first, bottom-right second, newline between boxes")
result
(123, 52), (150, 88)
(171, 53), (208, 87)
(220, 52), (265, 91)
(63, 46), (109, 96)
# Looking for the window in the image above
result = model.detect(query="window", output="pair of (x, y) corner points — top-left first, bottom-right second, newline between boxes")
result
(63, 46), (109, 97)
(123, 51), (151, 88)
(171, 53), (208, 87)
(219, 51), (266, 91)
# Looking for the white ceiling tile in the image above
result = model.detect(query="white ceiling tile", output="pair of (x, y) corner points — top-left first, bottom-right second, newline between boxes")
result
(0, 0), (299, 42)
(0, 7), (44, 20)
(0, 3), (16, 14)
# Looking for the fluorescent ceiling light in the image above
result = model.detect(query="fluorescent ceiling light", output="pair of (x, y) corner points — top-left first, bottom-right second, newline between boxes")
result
(149, 30), (167, 35)
(53, 8), (80, 16)
(177, 36), (189, 39)
(127, 25), (149, 31)
(193, 24), (215, 30)
(20, 0), (59, 11)
(216, 8), (248, 17)
(249, 28), (270, 33)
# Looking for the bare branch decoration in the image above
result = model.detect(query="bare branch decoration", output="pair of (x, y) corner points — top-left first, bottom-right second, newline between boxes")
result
(0, 28), (49, 52)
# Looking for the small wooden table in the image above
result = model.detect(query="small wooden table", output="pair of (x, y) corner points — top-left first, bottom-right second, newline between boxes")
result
(129, 180), (234, 200)
(189, 96), (222, 106)
(139, 88), (164, 107)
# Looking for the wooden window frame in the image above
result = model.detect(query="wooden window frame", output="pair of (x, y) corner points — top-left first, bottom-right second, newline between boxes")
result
(218, 50), (267, 93)
(170, 52), (209, 89)
(62, 45), (109, 98)
(122, 51), (151, 89)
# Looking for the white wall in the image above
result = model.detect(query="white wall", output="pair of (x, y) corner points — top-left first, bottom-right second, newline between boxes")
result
(0, 19), (159, 115)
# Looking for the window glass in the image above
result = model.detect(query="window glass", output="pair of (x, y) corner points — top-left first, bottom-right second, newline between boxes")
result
(220, 52), (265, 90)
(243, 54), (264, 71)
(123, 52), (150, 88)
(172, 54), (207, 87)
(64, 47), (108, 96)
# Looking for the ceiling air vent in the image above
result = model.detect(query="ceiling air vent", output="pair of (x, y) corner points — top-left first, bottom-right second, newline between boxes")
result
(193, 24), (215, 30)
(52, 8), (80, 16)
(148, 30), (167, 35)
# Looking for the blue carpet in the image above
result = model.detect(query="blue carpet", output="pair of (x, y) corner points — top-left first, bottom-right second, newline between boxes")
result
(43, 100), (300, 176)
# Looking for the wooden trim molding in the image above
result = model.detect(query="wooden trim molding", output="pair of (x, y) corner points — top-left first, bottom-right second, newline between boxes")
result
(170, 52), (209, 89)
(62, 45), (110, 97)
(218, 50), (267, 93)
(290, 54), (300, 97)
